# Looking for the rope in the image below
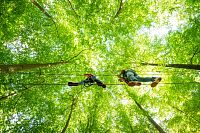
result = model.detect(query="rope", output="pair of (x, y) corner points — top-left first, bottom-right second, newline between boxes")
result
(1, 82), (199, 86)
(106, 82), (199, 85)
(1, 73), (192, 76)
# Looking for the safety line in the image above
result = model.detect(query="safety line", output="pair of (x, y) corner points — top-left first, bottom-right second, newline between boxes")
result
(1, 70), (198, 75)
(0, 73), (191, 76)
(1, 82), (199, 86)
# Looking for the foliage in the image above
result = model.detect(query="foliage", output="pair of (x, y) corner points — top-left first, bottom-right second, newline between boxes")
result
(0, 0), (200, 132)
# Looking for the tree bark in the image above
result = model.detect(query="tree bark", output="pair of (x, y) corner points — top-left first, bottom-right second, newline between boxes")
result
(134, 100), (166, 133)
(0, 92), (17, 101)
(190, 47), (199, 64)
(0, 85), (34, 101)
(0, 49), (86, 73)
(61, 97), (77, 133)
(114, 0), (124, 18)
(67, 0), (79, 17)
(0, 61), (68, 73)
(141, 63), (200, 70)
(169, 104), (200, 124)
(31, 0), (53, 19)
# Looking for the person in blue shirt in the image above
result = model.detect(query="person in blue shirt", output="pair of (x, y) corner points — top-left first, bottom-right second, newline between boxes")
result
(118, 69), (161, 87)
(68, 74), (106, 88)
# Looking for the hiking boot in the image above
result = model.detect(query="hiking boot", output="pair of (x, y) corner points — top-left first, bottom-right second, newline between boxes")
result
(151, 77), (162, 87)
(68, 82), (79, 86)
(128, 81), (141, 86)
(101, 84), (106, 88)
(118, 78), (125, 82)
(97, 82), (106, 88)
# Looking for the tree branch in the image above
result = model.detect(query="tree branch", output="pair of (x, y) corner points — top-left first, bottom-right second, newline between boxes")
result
(67, 0), (79, 17)
(190, 47), (199, 64)
(105, 129), (110, 133)
(31, 0), (60, 38)
(0, 92), (17, 101)
(141, 63), (200, 70)
(126, 88), (166, 133)
(61, 96), (77, 133)
(0, 85), (30, 101)
(0, 49), (86, 73)
(84, 117), (90, 133)
(66, 49), (88, 62)
(114, 0), (124, 18)
(134, 100), (166, 133)
(31, 0), (53, 19)
(170, 105), (200, 124)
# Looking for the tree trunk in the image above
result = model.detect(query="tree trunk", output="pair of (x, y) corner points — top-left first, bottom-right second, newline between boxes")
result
(141, 63), (200, 70)
(0, 61), (68, 73)
(169, 104), (200, 124)
(31, 0), (53, 19)
(134, 100), (166, 133)
(0, 49), (86, 73)
(0, 85), (32, 101)
(61, 96), (77, 133)
(0, 92), (17, 101)
(114, 0), (124, 18)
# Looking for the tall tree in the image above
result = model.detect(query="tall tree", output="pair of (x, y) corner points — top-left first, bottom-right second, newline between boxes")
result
(1, 0), (200, 132)
(0, 50), (85, 73)
(141, 63), (200, 70)
(134, 99), (166, 133)
(127, 89), (166, 133)
(61, 96), (77, 133)
(0, 61), (68, 73)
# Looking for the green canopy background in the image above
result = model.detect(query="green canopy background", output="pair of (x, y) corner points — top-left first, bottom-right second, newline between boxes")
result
(0, 0), (199, 132)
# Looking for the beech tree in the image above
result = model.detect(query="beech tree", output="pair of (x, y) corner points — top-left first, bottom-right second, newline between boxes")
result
(0, 0), (199, 132)
(141, 63), (200, 70)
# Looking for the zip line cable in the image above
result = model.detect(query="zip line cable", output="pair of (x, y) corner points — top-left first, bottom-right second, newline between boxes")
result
(4, 73), (119, 76)
(2, 72), (197, 76)
(1, 67), (198, 75)
(3, 70), (199, 74)
(1, 82), (199, 86)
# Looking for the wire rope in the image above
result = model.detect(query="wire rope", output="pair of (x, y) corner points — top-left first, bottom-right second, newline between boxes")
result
(1, 82), (199, 86)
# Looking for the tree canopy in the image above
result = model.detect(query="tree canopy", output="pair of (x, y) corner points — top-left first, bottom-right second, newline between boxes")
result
(0, 0), (200, 132)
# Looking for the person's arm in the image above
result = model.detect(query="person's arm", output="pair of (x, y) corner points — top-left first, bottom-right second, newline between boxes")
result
(118, 70), (126, 82)
(92, 76), (106, 88)
(80, 74), (94, 86)
(117, 70), (125, 78)
(84, 74), (93, 77)
(118, 77), (126, 82)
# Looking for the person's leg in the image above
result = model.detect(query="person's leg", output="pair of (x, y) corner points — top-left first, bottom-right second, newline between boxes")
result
(136, 76), (162, 87)
(68, 82), (79, 86)
(127, 81), (141, 86)
(92, 76), (106, 88)
(78, 80), (85, 85)
(126, 70), (161, 87)
(126, 72), (141, 86)
(136, 76), (156, 82)
(127, 70), (155, 82)
(68, 79), (88, 86)
(79, 77), (92, 85)
(151, 77), (162, 87)
(68, 77), (95, 86)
